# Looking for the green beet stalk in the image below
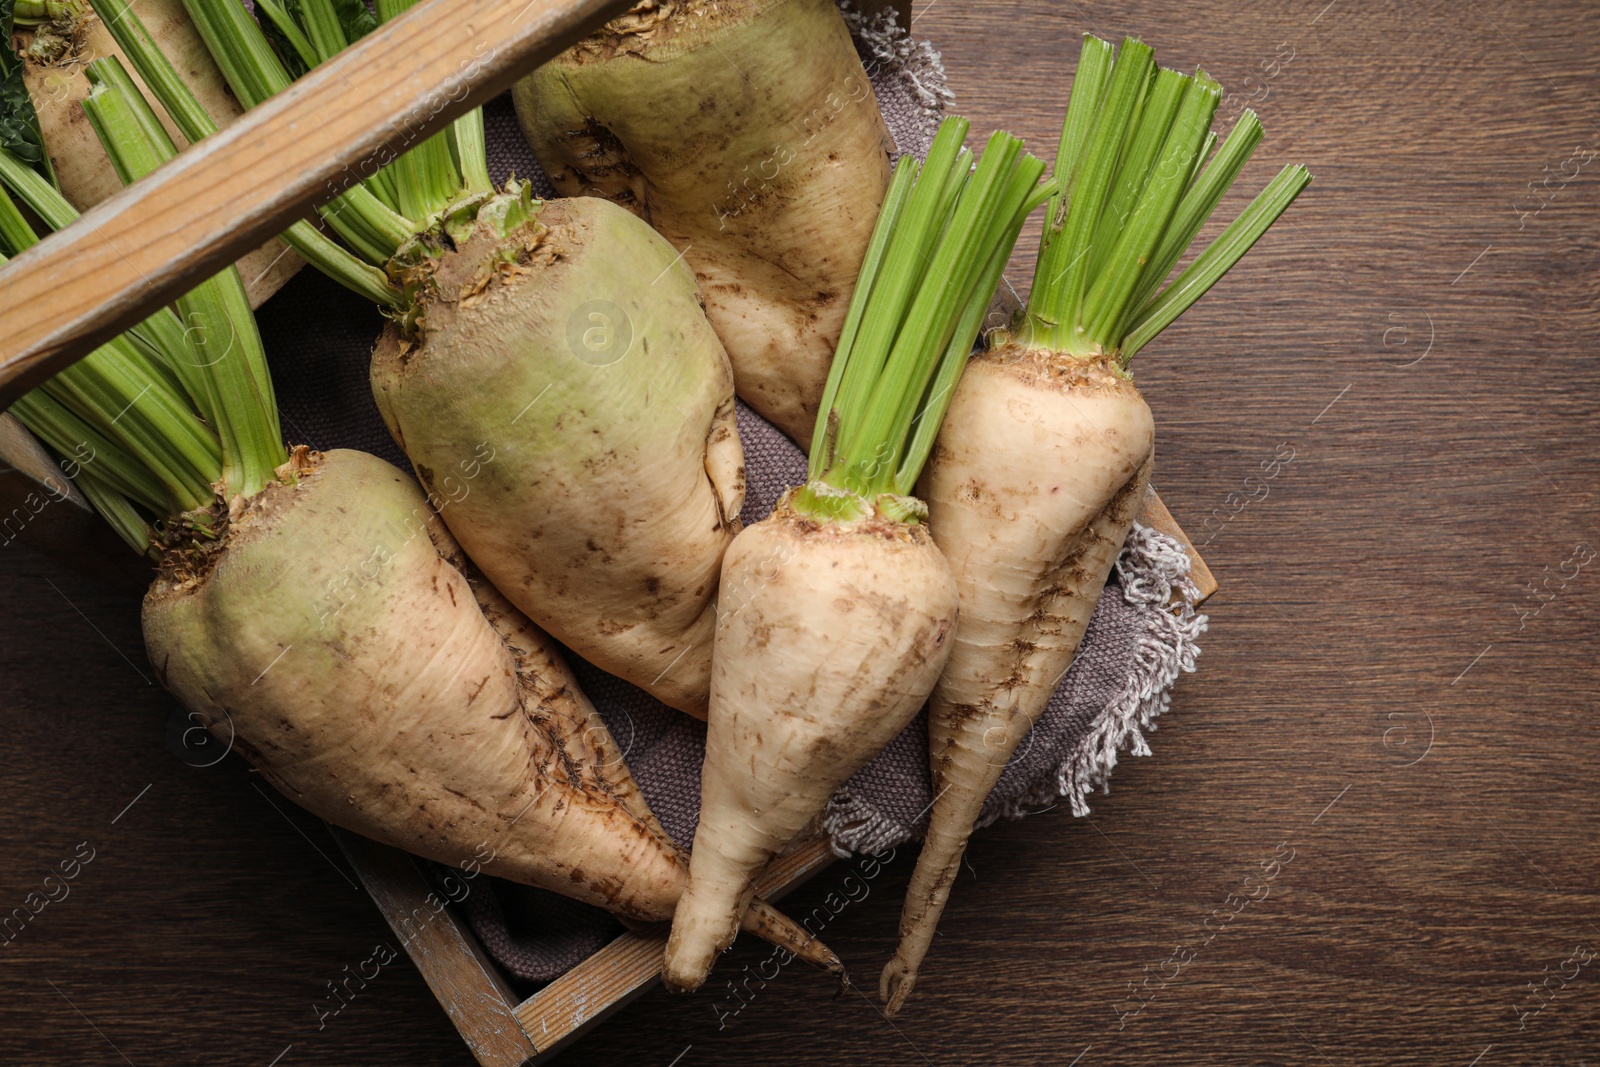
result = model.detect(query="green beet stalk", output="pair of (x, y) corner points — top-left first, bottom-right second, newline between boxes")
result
(369, 0), (463, 225)
(851, 136), (1043, 492)
(85, 0), (397, 306)
(1084, 65), (1189, 282)
(0, 166), (36, 250)
(894, 164), (1058, 493)
(1124, 110), (1265, 323)
(180, 0), (415, 260)
(808, 153), (917, 479)
(8, 387), (174, 514)
(1079, 72), (1220, 352)
(799, 116), (1052, 515)
(89, 0), (506, 306)
(73, 463), (157, 555)
(1035, 33), (1111, 285)
(825, 119), (972, 458)
(1020, 34), (1312, 364)
(81, 57), (285, 499)
(0, 50), (290, 546)
(81, 0), (502, 299)
(179, 0), (479, 271)
(1027, 37), (1153, 350)
(0, 180), (222, 518)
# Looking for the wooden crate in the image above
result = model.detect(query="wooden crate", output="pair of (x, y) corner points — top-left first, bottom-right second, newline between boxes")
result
(0, 1), (1219, 1059)
(330, 487), (1213, 1065)
(0, 404), (1213, 1063)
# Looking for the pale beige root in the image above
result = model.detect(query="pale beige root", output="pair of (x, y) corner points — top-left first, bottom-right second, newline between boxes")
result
(459, 539), (667, 835)
(663, 495), (957, 990)
(463, 556), (843, 976)
(145, 449), (683, 921)
(513, 0), (893, 445)
(371, 195), (743, 717)
(880, 347), (1155, 1014)
(743, 898), (847, 981)
(19, 0), (301, 306)
(141, 448), (838, 966)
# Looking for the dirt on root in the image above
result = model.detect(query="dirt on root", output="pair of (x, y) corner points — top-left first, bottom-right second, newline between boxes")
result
(148, 446), (324, 594)
(17, 16), (89, 66)
(980, 343), (1138, 396)
(566, 0), (766, 62)
(388, 207), (561, 346)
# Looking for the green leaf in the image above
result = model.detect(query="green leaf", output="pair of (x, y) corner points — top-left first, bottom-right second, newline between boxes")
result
(81, 56), (287, 498)
(0, 0), (54, 182)
(183, 0), (296, 108)
(325, 0), (376, 43)
(254, 0), (312, 79)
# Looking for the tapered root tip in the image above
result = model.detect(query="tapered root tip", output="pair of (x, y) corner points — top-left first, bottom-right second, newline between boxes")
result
(834, 966), (853, 1000)
(660, 973), (699, 994)
(739, 896), (850, 988)
(814, 944), (850, 985)
(669, 828), (770, 990)
(661, 941), (717, 992)
(879, 956), (918, 1016)
(663, 911), (736, 992)
(812, 941), (850, 995)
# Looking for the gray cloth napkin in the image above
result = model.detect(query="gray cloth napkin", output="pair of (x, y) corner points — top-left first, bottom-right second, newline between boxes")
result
(256, 5), (1207, 986)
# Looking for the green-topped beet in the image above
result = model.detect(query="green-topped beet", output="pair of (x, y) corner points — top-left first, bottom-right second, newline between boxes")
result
(882, 34), (1312, 1015)
(0, 44), (839, 972)
(513, 0), (894, 446)
(370, 192), (744, 717)
(663, 117), (1054, 991)
(108, 0), (749, 713)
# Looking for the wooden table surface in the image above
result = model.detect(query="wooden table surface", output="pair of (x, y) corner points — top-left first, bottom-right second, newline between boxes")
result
(4, 0), (1598, 1064)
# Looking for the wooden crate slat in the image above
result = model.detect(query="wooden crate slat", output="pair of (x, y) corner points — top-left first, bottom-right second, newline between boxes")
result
(330, 828), (540, 1067)
(0, 0), (638, 405)
(512, 839), (838, 1061)
(1140, 487), (1219, 603)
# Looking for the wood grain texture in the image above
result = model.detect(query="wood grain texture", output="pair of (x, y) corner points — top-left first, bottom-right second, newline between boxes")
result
(2, 1), (1598, 1065)
(0, 0), (635, 405)
(1139, 487), (1218, 602)
(330, 829), (538, 1067)
(514, 839), (838, 1061)
(17, 0), (307, 310)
